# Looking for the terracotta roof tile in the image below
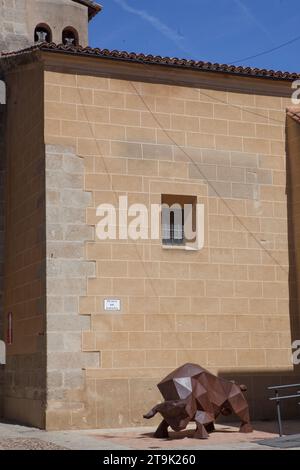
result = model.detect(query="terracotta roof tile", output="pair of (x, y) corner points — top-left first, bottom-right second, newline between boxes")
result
(1, 42), (300, 82)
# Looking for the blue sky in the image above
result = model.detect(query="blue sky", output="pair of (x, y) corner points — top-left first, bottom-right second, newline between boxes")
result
(89, 0), (300, 72)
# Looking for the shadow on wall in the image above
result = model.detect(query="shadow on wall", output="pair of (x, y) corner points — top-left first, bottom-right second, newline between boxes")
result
(219, 117), (300, 425)
(286, 114), (300, 354)
(0, 80), (5, 421)
(219, 369), (300, 425)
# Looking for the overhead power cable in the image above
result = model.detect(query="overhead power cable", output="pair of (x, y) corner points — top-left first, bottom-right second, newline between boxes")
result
(229, 34), (300, 65)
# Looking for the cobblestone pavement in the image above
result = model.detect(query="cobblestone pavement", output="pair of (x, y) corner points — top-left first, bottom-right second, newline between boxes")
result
(0, 420), (299, 450)
(0, 438), (67, 450)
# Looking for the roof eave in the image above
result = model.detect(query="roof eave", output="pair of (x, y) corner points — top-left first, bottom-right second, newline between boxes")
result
(1, 43), (299, 83)
(72, 0), (102, 20)
(40, 44), (300, 82)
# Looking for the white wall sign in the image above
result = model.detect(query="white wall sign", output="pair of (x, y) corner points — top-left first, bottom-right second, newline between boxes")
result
(104, 299), (121, 311)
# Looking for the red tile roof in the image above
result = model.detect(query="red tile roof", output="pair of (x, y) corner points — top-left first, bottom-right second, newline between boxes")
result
(72, 0), (102, 20)
(1, 42), (300, 82)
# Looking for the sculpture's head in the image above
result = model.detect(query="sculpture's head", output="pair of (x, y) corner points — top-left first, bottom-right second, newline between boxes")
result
(160, 400), (191, 432)
(147, 399), (192, 432)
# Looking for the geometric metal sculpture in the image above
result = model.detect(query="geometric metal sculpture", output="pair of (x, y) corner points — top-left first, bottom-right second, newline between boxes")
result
(144, 363), (253, 439)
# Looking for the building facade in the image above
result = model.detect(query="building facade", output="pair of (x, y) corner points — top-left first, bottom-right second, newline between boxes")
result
(0, 1), (300, 429)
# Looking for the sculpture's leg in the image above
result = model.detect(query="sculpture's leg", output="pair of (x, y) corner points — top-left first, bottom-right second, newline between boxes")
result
(154, 419), (169, 439)
(228, 397), (253, 433)
(194, 411), (214, 439)
(205, 422), (215, 433)
(194, 422), (209, 439)
(237, 406), (253, 433)
(239, 422), (253, 433)
(239, 408), (253, 434)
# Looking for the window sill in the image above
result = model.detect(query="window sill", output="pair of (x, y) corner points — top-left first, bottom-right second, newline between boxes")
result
(162, 245), (198, 251)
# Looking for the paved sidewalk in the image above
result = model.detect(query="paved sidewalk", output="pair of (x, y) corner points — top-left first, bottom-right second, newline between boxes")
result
(0, 420), (300, 450)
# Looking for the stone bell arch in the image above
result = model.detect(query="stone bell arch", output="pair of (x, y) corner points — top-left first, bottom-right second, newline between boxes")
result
(0, 0), (102, 52)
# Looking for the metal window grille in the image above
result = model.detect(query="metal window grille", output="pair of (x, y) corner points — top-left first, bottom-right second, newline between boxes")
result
(162, 208), (184, 246)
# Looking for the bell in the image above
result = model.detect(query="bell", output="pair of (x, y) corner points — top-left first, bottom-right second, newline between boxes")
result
(64, 37), (75, 46)
(36, 30), (48, 43)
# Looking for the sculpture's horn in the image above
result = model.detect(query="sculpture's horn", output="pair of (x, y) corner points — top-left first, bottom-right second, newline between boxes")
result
(143, 405), (160, 419)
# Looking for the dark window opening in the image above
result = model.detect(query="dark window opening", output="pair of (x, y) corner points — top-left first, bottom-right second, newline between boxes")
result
(161, 194), (197, 247)
(34, 24), (52, 43)
(162, 206), (184, 246)
(62, 27), (79, 46)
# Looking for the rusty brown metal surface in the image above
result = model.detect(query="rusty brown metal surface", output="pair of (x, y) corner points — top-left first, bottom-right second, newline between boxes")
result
(144, 363), (253, 439)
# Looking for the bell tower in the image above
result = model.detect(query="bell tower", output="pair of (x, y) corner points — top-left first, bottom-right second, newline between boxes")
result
(0, 0), (102, 52)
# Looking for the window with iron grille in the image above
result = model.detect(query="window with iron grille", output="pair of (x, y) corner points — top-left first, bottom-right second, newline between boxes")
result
(162, 205), (184, 245)
(161, 195), (197, 247)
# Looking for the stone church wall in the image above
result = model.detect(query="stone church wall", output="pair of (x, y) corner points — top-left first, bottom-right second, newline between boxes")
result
(1, 63), (46, 428)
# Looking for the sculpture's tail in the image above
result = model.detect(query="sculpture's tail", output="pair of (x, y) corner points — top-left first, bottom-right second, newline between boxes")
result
(230, 380), (247, 392)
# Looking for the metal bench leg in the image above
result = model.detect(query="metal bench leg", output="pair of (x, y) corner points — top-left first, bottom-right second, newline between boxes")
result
(275, 390), (283, 437)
